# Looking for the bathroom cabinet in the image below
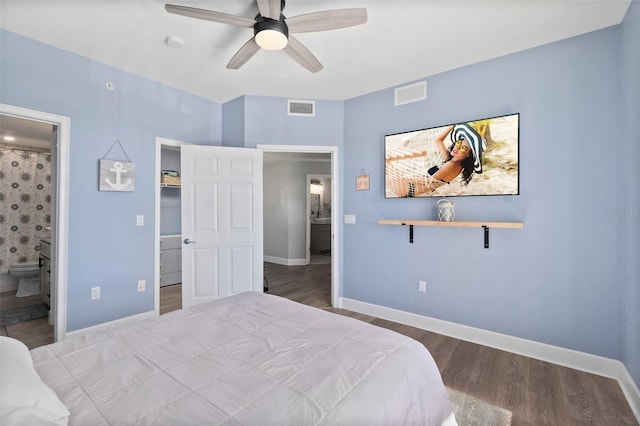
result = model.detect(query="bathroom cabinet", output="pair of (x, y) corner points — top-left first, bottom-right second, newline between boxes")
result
(39, 238), (51, 307)
(310, 223), (331, 254)
(160, 234), (182, 287)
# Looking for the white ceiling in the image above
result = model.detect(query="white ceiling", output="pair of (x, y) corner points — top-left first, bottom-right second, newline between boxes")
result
(0, 0), (631, 105)
(0, 114), (55, 151)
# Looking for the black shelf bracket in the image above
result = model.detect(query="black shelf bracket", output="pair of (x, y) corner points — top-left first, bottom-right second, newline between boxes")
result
(401, 223), (414, 243)
(483, 226), (490, 249)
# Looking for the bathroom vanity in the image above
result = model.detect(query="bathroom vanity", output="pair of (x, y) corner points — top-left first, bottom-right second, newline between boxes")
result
(310, 221), (331, 254)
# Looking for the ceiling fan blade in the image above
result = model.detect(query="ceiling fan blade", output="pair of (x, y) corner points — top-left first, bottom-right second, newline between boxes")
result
(226, 38), (261, 69)
(286, 8), (367, 33)
(165, 4), (255, 27)
(283, 35), (323, 73)
(257, 0), (281, 20)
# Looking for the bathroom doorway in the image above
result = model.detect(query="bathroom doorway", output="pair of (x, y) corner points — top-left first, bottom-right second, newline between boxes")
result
(0, 116), (54, 342)
(308, 174), (331, 265)
(0, 105), (71, 344)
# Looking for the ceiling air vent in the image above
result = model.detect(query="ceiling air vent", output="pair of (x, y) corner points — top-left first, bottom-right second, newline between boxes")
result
(394, 81), (427, 106)
(288, 100), (315, 117)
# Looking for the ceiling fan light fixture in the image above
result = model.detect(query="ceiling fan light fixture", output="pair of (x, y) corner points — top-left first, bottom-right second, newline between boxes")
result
(255, 29), (288, 50)
(254, 17), (288, 50)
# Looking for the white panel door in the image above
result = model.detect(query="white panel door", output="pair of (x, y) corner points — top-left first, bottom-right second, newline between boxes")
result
(181, 145), (263, 308)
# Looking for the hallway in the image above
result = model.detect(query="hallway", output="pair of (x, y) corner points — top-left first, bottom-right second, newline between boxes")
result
(263, 260), (331, 309)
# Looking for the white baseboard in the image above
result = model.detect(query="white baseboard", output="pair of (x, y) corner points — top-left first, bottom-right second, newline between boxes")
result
(619, 366), (640, 423)
(65, 310), (155, 340)
(339, 297), (640, 422)
(264, 256), (307, 266)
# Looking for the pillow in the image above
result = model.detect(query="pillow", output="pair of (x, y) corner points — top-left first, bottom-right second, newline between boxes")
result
(0, 336), (69, 426)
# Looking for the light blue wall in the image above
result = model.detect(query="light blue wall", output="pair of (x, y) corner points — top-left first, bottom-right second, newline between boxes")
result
(226, 96), (347, 148)
(221, 96), (245, 147)
(620, 0), (640, 387)
(0, 29), (222, 331)
(344, 27), (625, 360)
(242, 96), (344, 148)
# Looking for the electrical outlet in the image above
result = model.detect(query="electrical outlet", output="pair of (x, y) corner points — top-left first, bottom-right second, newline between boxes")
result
(91, 286), (101, 300)
(136, 215), (144, 226)
(418, 281), (427, 293)
(137, 280), (146, 292)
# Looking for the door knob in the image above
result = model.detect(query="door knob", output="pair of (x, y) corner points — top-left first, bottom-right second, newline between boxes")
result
(183, 238), (197, 245)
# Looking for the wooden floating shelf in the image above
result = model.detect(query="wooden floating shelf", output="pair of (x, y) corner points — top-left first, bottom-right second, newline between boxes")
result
(378, 219), (523, 229)
(378, 219), (524, 248)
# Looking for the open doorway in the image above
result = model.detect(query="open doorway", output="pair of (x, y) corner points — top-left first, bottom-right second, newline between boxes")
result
(308, 174), (331, 265)
(259, 145), (339, 308)
(0, 104), (71, 343)
(154, 137), (187, 315)
(0, 115), (55, 345)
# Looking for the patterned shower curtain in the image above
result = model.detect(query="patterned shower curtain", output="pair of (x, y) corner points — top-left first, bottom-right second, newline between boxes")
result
(0, 146), (51, 274)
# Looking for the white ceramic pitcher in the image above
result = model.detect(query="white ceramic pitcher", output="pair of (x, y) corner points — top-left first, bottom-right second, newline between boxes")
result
(438, 199), (455, 222)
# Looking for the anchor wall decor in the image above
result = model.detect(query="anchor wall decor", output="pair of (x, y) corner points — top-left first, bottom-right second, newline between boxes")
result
(99, 140), (136, 192)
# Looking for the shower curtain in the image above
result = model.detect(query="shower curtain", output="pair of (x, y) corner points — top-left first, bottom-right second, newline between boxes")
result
(0, 146), (52, 274)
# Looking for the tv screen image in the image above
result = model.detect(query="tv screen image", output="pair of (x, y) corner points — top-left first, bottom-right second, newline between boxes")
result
(385, 113), (519, 198)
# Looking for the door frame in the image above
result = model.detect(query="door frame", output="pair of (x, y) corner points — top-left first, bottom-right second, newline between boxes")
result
(0, 103), (70, 342)
(258, 144), (340, 308)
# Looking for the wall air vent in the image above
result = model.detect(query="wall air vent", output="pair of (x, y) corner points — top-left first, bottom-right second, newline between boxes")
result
(394, 81), (427, 106)
(288, 100), (315, 117)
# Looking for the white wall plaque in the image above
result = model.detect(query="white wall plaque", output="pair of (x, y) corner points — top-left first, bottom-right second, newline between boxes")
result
(99, 159), (135, 192)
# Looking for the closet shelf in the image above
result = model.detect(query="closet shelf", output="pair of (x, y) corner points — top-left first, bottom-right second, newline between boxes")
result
(378, 219), (524, 248)
(160, 183), (181, 189)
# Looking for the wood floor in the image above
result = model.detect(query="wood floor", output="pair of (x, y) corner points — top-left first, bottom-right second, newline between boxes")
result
(0, 290), (54, 349)
(2, 262), (637, 425)
(263, 262), (638, 426)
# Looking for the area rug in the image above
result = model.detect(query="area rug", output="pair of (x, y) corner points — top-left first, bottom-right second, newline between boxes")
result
(0, 303), (49, 326)
(447, 387), (512, 426)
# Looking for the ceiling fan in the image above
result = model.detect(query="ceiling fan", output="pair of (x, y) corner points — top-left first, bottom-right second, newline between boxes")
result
(165, 0), (367, 73)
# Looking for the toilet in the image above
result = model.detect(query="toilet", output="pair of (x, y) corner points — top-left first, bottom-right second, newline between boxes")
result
(9, 262), (41, 297)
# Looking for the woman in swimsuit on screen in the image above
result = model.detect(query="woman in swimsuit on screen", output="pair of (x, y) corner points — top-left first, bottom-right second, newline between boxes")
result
(396, 125), (477, 197)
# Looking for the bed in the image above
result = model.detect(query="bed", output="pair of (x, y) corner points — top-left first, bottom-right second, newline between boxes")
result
(1, 292), (456, 425)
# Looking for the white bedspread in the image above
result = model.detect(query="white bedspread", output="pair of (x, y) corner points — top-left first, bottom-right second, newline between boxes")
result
(31, 292), (453, 425)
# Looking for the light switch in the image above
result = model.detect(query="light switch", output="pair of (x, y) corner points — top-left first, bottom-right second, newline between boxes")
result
(344, 214), (356, 224)
(136, 215), (144, 226)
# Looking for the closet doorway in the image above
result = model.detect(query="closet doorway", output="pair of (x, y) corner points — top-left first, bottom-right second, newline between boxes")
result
(154, 138), (186, 315)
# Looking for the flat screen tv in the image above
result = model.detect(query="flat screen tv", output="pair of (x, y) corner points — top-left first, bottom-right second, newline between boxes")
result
(384, 113), (519, 198)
